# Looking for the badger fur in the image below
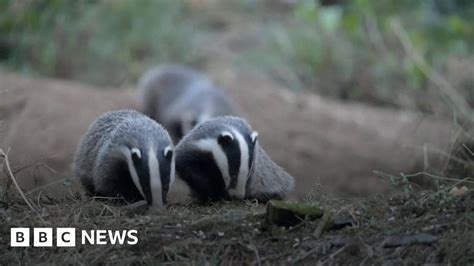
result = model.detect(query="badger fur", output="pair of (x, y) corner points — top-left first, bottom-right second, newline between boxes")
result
(73, 110), (175, 208)
(170, 116), (294, 202)
(138, 64), (239, 141)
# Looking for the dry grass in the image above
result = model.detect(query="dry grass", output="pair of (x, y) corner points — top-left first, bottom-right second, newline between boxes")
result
(0, 176), (473, 265)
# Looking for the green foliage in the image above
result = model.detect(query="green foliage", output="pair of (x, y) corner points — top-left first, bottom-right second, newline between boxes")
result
(245, 0), (474, 115)
(0, 0), (204, 86)
(0, 0), (472, 115)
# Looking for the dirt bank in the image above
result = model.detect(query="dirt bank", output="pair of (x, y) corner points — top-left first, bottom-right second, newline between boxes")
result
(0, 72), (138, 194)
(0, 70), (458, 198)
(208, 66), (458, 197)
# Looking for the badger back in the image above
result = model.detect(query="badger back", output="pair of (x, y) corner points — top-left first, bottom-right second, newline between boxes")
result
(163, 82), (240, 140)
(246, 144), (295, 202)
(137, 64), (206, 122)
(73, 110), (132, 193)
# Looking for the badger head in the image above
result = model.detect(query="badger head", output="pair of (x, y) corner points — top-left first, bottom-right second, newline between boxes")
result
(175, 117), (258, 201)
(122, 143), (175, 208)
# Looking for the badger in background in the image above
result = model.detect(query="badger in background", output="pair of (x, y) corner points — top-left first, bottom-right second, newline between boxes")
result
(137, 64), (239, 141)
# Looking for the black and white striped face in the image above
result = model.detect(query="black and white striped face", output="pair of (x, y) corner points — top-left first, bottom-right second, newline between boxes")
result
(123, 144), (175, 208)
(192, 127), (258, 200)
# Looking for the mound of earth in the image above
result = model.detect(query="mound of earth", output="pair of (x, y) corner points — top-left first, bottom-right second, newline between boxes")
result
(0, 70), (461, 198)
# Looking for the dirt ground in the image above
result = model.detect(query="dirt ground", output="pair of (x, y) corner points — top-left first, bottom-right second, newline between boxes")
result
(0, 183), (472, 264)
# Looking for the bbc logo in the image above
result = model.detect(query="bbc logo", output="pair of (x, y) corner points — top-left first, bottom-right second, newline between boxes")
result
(11, 228), (76, 247)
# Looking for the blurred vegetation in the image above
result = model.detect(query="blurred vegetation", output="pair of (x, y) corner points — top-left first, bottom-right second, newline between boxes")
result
(0, 0), (208, 86)
(244, 0), (474, 116)
(0, 0), (473, 116)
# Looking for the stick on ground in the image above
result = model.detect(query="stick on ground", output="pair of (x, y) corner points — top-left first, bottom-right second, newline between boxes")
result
(0, 148), (47, 224)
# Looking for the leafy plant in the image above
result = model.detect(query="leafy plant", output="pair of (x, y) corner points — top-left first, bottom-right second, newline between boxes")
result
(244, 0), (474, 116)
(0, 0), (205, 86)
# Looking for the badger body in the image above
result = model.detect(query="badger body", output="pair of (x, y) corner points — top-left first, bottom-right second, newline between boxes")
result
(138, 64), (238, 141)
(73, 110), (175, 207)
(171, 116), (294, 202)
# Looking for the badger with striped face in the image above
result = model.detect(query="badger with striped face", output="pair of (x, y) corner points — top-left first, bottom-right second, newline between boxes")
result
(171, 116), (295, 202)
(73, 110), (175, 208)
(138, 64), (239, 142)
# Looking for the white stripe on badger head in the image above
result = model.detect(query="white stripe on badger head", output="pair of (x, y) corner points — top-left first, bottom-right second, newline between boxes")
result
(228, 128), (250, 199)
(122, 148), (145, 200)
(164, 145), (175, 185)
(148, 147), (163, 208)
(131, 148), (142, 158)
(170, 155), (176, 186)
(194, 138), (231, 188)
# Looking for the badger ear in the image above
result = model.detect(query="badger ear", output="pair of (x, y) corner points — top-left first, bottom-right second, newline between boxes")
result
(131, 148), (141, 161)
(251, 131), (258, 143)
(218, 131), (234, 145)
(163, 145), (173, 160)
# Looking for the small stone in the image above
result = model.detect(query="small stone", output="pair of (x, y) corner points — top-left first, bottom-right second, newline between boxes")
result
(450, 186), (468, 197)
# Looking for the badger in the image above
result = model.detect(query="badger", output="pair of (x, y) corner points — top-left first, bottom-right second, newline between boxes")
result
(137, 64), (239, 141)
(73, 110), (175, 208)
(169, 116), (295, 203)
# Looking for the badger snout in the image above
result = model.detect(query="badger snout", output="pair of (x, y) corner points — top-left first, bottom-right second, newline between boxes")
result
(228, 188), (246, 200)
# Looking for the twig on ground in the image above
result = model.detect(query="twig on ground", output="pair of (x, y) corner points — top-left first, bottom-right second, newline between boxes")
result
(0, 148), (47, 224)
(27, 177), (71, 194)
(14, 162), (62, 176)
(289, 245), (320, 263)
(314, 210), (331, 238)
(249, 243), (261, 266)
(463, 144), (474, 156)
(403, 172), (474, 185)
(322, 246), (346, 264)
(90, 246), (114, 264)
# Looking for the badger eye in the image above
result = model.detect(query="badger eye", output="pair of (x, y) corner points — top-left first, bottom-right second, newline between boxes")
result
(163, 145), (173, 160)
(131, 148), (141, 162)
(218, 131), (234, 145)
